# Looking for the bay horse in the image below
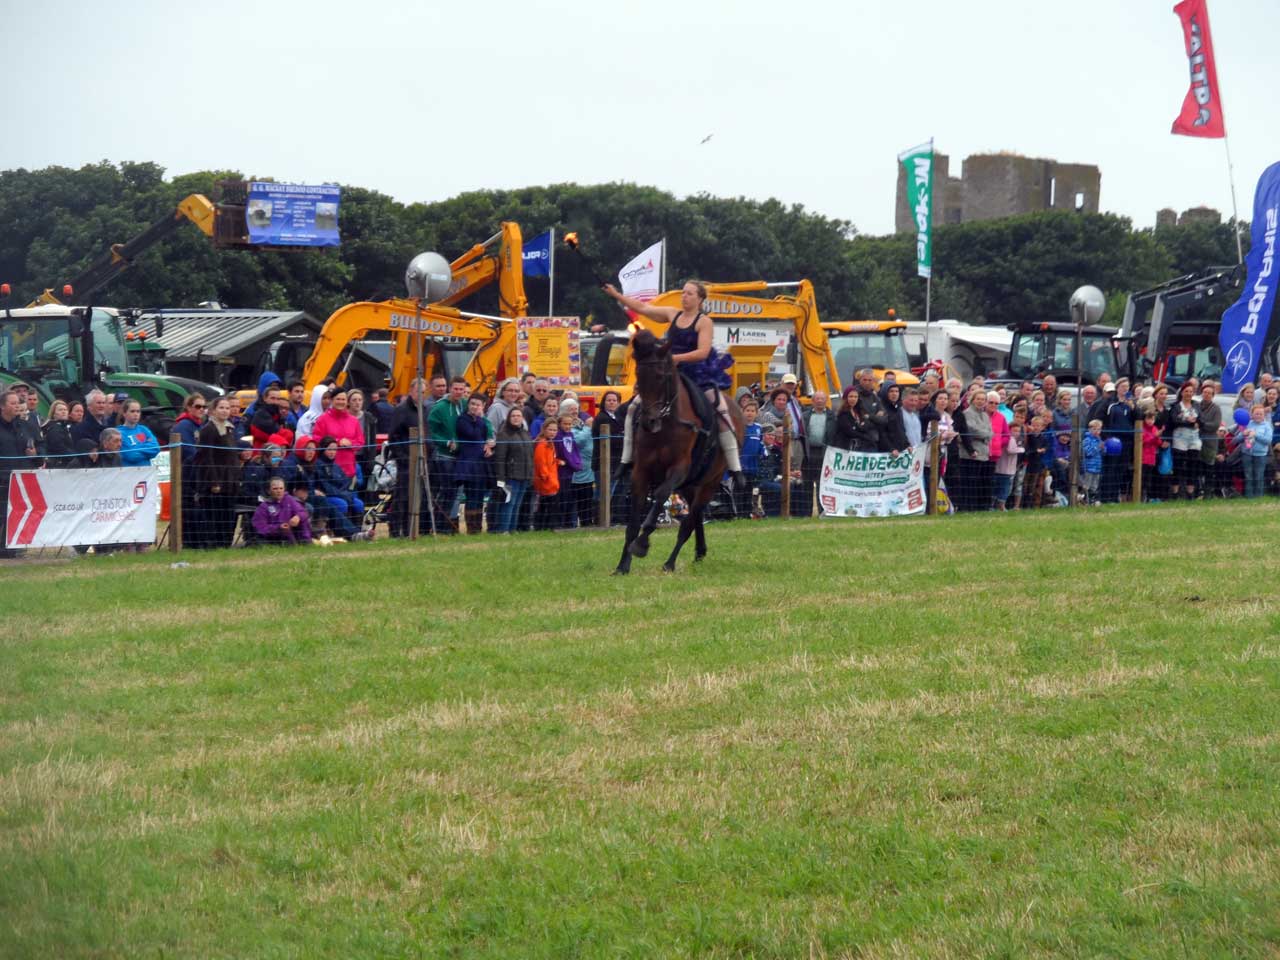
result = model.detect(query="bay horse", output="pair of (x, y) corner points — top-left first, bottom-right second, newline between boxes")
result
(614, 330), (745, 575)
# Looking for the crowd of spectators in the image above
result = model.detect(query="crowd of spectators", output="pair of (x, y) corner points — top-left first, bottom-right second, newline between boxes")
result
(5, 363), (1280, 555)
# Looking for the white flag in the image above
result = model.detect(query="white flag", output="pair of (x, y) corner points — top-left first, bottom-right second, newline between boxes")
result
(617, 239), (664, 302)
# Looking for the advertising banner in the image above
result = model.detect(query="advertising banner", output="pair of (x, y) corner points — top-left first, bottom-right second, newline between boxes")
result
(246, 182), (341, 246)
(1171, 0), (1226, 138)
(6, 467), (159, 548)
(515, 316), (582, 385)
(818, 441), (929, 518)
(617, 240), (664, 301)
(1219, 161), (1280, 392)
(898, 142), (934, 279)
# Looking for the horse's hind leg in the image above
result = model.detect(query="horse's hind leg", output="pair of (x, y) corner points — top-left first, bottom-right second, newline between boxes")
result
(693, 509), (708, 561)
(662, 511), (698, 572)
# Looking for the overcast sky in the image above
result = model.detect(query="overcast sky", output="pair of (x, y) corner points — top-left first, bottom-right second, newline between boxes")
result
(3, 0), (1276, 238)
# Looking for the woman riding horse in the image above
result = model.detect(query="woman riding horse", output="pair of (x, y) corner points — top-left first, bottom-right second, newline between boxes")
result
(602, 280), (745, 489)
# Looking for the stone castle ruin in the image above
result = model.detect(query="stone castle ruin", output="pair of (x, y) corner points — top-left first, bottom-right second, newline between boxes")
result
(896, 151), (1101, 233)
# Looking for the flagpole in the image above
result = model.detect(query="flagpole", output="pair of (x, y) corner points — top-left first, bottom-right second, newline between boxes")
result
(661, 236), (667, 292)
(1224, 136), (1244, 265)
(925, 137), (934, 336)
(548, 227), (556, 315)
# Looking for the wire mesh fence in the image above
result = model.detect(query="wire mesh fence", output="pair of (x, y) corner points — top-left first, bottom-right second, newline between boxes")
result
(3, 407), (1279, 559)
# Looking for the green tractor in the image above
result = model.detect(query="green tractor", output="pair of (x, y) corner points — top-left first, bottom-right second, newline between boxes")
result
(0, 304), (190, 437)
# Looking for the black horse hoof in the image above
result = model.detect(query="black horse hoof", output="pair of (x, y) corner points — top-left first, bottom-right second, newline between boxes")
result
(662, 563), (676, 573)
(694, 553), (706, 563)
(628, 538), (649, 558)
(612, 567), (629, 576)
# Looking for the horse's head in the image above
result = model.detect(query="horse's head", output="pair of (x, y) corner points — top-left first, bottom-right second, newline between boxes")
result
(630, 330), (676, 430)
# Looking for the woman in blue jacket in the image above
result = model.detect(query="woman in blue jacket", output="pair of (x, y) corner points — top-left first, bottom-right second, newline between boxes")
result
(117, 400), (160, 466)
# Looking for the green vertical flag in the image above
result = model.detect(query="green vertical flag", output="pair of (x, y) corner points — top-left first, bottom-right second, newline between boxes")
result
(899, 141), (934, 279)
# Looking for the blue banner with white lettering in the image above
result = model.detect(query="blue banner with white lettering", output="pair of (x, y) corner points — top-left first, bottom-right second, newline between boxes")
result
(246, 182), (341, 247)
(522, 230), (552, 277)
(1220, 161), (1280, 393)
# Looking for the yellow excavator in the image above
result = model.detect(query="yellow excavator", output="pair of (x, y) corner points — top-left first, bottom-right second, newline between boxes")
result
(630, 279), (841, 396)
(301, 221), (530, 399)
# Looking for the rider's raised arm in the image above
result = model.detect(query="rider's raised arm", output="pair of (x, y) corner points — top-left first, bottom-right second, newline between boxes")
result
(602, 284), (679, 324)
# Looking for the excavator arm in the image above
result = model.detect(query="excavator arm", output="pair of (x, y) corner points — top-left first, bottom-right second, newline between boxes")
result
(636, 279), (839, 395)
(29, 194), (218, 307)
(302, 300), (511, 398)
(307, 221), (529, 398)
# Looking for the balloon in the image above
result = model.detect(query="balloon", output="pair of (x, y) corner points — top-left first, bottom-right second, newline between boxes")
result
(1104, 437), (1122, 455)
(1234, 408), (1250, 428)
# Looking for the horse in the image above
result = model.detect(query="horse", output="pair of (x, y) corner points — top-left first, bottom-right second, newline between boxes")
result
(614, 330), (745, 575)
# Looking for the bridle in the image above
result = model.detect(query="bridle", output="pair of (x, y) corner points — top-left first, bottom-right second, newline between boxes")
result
(634, 355), (677, 432)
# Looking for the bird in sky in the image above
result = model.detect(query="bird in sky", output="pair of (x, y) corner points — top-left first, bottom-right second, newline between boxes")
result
(699, 134), (713, 145)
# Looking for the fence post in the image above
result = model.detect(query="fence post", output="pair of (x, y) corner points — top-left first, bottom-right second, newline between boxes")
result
(599, 424), (611, 528)
(1132, 419), (1144, 503)
(1068, 415), (1081, 509)
(168, 431), (183, 553)
(781, 411), (793, 518)
(928, 429), (940, 514)
(408, 428), (421, 541)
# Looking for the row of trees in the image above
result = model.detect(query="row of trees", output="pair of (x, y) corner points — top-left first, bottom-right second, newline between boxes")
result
(0, 161), (1246, 328)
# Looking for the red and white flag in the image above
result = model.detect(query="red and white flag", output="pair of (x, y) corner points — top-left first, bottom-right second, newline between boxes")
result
(617, 239), (664, 303)
(1171, 0), (1226, 138)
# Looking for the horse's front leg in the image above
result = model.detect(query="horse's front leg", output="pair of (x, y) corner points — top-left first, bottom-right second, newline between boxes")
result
(630, 467), (687, 558)
(614, 477), (647, 574)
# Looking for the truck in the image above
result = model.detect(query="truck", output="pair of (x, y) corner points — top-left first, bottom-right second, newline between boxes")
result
(902, 319), (1014, 382)
(0, 303), (190, 434)
(1109, 265), (1274, 389)
(820, 319), (920, 388)
(988, 320), (1120, 391)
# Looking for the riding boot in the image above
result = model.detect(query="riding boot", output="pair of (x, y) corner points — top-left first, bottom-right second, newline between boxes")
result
(465, 508), (483, 535)
(617, 404), (637, 482)
(718, 430), (746, 490)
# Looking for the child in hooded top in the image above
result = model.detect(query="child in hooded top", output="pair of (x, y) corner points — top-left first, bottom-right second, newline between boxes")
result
(252, 476), (313, 545)
(532, 418), (562, 531)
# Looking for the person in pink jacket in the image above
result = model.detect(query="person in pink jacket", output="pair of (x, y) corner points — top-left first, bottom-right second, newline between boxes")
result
(312, 389), (365, 479)
(987, 391), (1010, 463)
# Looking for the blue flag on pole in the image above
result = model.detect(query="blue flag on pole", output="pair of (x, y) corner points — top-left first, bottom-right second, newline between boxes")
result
(1220, 161), (1280, 393)
(522, 230), (552, 277)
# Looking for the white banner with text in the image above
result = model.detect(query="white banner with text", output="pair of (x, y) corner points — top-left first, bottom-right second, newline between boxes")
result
(6, 467), (159, 548)
(818, 442), (929, 518)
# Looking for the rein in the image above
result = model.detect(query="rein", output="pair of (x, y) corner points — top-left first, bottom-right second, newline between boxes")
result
(633, 356), (678, 432)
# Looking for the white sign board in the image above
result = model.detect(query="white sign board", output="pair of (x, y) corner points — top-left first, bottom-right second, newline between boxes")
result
(6, 468), (159, 548)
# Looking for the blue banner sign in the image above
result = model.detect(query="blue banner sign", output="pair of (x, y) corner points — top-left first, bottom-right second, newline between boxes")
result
(246, 182), (341, 247)
(1220, 161), (1280, 393)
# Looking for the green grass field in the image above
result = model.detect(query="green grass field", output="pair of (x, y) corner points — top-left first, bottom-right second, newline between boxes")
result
(2, 503), (1279, 958)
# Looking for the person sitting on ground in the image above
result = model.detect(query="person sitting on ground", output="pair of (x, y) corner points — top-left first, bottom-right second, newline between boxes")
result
(116, 400), (161, 466)
(252, 476), (312, 546)
(314, 436), (366, 539)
